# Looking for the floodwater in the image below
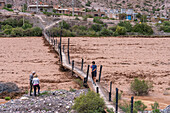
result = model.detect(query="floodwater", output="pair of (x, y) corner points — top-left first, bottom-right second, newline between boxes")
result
(60, 37), (170, 110)
(0, 37), (81, 92)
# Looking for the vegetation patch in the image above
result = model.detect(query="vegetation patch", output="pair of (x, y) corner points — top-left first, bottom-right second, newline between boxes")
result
(131, 78), (153, 96)
(72, 91), (105, 113)
(0, 18), (42, 37)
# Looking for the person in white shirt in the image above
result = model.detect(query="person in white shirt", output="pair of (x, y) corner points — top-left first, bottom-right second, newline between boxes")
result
(32, 74), (40, 96)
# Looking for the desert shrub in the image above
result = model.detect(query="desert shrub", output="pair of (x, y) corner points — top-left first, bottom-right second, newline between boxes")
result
(151, 102), (161, 113)
(120, 100), (147, 113)
(118, 21), (132, 32)
(1, 18), (30, 28)
(160, 26), (170, 32)
(74, 79), (84, 88)
(163, 21), (170, 26)
(134, 100), (147, 112)
(72, 91), (105, 113)
(1, 18), (18, 27)
(30, 27), (42, 36)
(11, 27), (24, 37)
(87, 30), (98, 37)
(5, 97), (11, 100)
(43, 12), (53, 16)
(83, 16), (87, 21)
(75, 16), (80, 20)
(115, 26), (127, 35)
(86, 1), (91, 6)
(133, 23), (153, 35)
(93, 17), (104, 24)
(108, 26), (117, 32)
(159, 21), (170, 32)
(59, 21), (70, 29)
(3, 29), (12, 35)
(1, 25), (12, 30)
(119, 101), (138, 113)
(99, 28), (113, 36)
(69, 87), (76, 92)
(62, 29), (75, 37)
(90, 24), (103, 32)
(3, 7), (13, 12)
(6, 4), (12, 8)
(131, 78), (152, 96)
(22, 23), (33, 30)
(106, 108), (114, 113)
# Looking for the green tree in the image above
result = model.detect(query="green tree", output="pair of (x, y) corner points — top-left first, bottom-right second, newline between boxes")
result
(22, 23), (33, 30)
(118, 21), (132, 32)
(99, 28), (113, 36)
(11, 27), (24, 37)
(133, 23), (153, 35)
(59, 21), (70, 29)
(90, 24), (103, 32)
(115, 26), (127, 35)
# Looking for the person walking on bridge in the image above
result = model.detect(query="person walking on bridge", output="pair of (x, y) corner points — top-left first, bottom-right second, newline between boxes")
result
(91, 61), (97, 85)
(32, 74), (40, 96)
(29, 71), (36, 96)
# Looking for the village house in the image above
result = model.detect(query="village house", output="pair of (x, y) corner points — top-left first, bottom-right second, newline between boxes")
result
(85, 9), (106, 17)
(28, 4), (53, 13)
(0, 0), (5, 9)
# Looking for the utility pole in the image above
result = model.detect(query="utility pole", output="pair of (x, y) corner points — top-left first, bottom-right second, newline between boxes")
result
(72, 0), (74, 16)
(36, 0), (39, 13)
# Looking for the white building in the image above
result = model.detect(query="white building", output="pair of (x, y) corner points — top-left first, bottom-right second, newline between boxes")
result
(28, 5), (53, 13)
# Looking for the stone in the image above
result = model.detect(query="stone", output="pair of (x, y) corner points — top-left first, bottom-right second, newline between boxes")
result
(20, 97), (29, 100)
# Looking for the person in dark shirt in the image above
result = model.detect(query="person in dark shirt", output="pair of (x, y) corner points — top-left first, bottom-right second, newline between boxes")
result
(29, 71), (36, 96)
(91, 61), (97, 85)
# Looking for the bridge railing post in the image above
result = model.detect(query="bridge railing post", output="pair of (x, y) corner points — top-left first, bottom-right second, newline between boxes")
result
(86, 65), (90, 82)
(96, 87), (99, 93)
(72, 60), (74, 75)
(98, 65), (102, 82)
(81, 58), (84, 71)
(109, 81), (112, 101)
(131, 96), (134, 113)
(68, 38), (70, 64)
(115, 88), (119, 113)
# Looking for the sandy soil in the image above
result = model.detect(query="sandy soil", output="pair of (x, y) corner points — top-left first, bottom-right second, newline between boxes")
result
(59, 37), (170, 110)
(0, 37), (81, 92)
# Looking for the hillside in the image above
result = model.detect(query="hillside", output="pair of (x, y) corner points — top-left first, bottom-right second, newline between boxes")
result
(4, 0), (170, 17)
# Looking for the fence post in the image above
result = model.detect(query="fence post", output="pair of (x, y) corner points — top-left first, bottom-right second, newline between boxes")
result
(72, 60), (74, 75)
(81, 58), (84, 71)
(98, 65), (103, 82)
(109, 81), (112, 101)
(115, 88), (119, 113)
(68, 38), (70, 64)
(96, 87), (99, 93)
(86, 65), (90, 81)
(131, 96), (134, 113)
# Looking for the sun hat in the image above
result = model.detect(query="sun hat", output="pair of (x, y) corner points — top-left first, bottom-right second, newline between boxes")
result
(32, 71), (36, 74)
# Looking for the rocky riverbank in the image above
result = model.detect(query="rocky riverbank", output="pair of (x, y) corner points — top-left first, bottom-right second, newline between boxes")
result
(0, 89), (88, 113)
